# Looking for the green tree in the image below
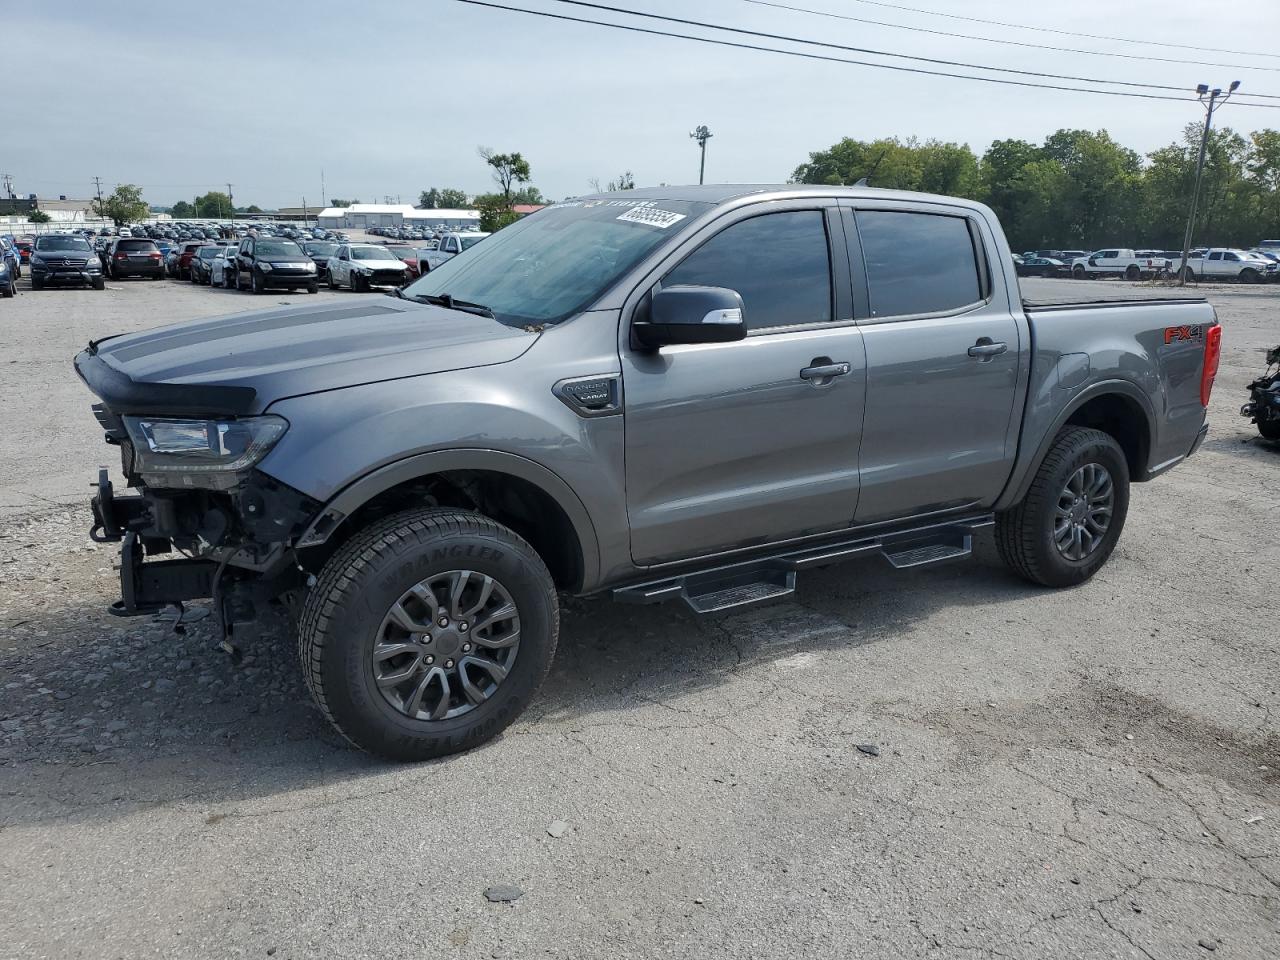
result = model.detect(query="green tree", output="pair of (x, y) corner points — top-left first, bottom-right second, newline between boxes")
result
(170, 200), (194, 218)
(329, 199), (356, 208)
(192, 191), (233, 218)
(243, 204), (263, 214)
(92, 184), (149, 226)
(511, 186), (545, 205)
(478, 147), (531, 203)
(475, 192), (521, 232)
(419, 187), (470, 209)
(29, 209), (51, 223)
(608, 171), (636, 191)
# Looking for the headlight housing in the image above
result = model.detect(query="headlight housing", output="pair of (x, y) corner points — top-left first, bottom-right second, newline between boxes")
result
(122, 415), (288, 489)
(259, 261), (273, 272)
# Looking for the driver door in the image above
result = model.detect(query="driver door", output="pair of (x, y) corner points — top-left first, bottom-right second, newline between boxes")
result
(621, 203), (866, 565)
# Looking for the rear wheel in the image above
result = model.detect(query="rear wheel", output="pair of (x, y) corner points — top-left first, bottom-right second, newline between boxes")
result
(297, 508), (558, 761)
(1259, 418), (1280, 441)
(1072, 265), (1086, 279)
(1124, 264), (1141, 281)
(2, 276), (14, 297)
(996, 426), (1130, 588)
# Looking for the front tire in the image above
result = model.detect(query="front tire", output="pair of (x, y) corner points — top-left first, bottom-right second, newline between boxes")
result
(297, 508), (559, 761)
(307, 280), (318, 294)
(91, 277), (105, 291)
(996, 426), (1130, 588)
(1259, 418), (1280, 441)
(251, 270), (264, 294)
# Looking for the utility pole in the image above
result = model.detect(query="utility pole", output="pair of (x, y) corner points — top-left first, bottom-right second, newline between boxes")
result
(1177, 81), (1239, 286)
(690, 125), (713, 185)
(321, 169), (326, 207)
(3, 173), (15, 199)
(225, 182), (234, 219)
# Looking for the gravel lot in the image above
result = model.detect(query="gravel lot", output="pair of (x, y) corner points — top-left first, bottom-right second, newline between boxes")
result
(1, 273), (1277, 959)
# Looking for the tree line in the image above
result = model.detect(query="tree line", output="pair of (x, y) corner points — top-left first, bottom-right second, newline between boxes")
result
(792, 125), (1280, 253)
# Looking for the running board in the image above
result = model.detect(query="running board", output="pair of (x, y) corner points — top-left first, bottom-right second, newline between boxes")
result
(613, 515), (991, 615)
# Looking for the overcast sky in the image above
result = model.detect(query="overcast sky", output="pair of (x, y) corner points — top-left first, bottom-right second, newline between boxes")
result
(10, 0), (1280, 208)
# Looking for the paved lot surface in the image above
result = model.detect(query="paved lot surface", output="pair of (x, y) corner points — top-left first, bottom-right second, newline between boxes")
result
(1, 275), (1278, 959)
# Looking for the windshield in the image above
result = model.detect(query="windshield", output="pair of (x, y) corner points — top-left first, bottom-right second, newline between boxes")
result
(304, 242), (337, 256)
(257, 240), (304, 258)
(35, 236), (93, 252)
(460, 235), (486, 250)
(198, 247), (220, 259)
(401, 199), (711, 325)
(353, 247), (397, 261)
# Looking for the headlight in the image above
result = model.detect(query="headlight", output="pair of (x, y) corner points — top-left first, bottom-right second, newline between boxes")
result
(122, 415), (288, 489)
(259, 261), (273, 272)
(302, 261), (316, 272)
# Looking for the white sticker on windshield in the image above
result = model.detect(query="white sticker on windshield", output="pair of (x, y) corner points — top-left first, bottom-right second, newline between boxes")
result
(616, 204), (687, 229)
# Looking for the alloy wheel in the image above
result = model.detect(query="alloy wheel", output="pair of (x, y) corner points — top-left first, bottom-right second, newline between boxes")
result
(1053, 463), (1114, 561)
(372, 570), (521, 721)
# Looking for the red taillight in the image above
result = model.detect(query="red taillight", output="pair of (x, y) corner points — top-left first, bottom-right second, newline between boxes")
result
(1200, 323), (1222, 406)
(114, 252), (128, 259)
(149, 252), (161, 260)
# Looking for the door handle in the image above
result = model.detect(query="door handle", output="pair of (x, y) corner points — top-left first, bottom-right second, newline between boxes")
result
(967, 338), (1008, 361)
(800, 361), (851, 382)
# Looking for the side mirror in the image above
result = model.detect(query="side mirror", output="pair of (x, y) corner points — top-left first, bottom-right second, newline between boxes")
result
(633, 285), (747, 349)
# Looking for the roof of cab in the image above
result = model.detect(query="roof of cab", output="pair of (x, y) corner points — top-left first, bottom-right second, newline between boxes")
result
(574, 183), (991, 210)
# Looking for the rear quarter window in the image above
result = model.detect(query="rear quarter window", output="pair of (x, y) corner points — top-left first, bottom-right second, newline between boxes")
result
(855, 211), (983, 318)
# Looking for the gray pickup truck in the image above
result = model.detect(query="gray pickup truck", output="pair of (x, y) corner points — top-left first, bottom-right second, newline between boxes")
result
(75, 185), (1221, 760)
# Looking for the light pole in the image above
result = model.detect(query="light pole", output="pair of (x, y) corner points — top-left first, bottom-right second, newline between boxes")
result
(1177, 80), (1239, 286)
(690, 125), (713, 185)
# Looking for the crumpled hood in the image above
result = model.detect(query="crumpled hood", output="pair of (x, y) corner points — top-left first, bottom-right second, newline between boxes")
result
(77, 298), (538, 415)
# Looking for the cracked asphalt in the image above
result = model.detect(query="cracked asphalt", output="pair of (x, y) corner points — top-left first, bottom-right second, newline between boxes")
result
(1, 274), (1277, 959)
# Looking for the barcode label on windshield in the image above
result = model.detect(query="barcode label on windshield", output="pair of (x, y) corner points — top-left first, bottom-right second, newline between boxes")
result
(617, 205), (687, 229)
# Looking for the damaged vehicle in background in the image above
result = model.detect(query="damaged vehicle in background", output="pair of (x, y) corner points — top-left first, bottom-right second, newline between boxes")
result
(1242, 346), (1280, 441)
(75, 186), (1219, 762)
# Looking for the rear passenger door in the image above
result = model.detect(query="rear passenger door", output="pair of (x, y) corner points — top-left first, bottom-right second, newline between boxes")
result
(843, 203), (1021, 525)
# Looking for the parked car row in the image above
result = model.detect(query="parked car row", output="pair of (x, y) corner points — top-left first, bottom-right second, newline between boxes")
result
(1012, 244), (1280, 283)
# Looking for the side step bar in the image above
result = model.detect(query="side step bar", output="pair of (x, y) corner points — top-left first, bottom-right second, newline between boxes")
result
(613, 514), (993, 615)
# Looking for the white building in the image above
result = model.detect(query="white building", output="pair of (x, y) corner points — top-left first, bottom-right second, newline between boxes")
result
(316, 204), (480, 231)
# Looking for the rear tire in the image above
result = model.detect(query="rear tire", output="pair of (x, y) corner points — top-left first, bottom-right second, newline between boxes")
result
(1072, 265), (1086, 279)
(2, 277), (14, 297)
(297, 508), (559, 761)
(1259, 419), (1280, 441)
(1125, 265), (1141, 281)
(996, 426), (1130, 588)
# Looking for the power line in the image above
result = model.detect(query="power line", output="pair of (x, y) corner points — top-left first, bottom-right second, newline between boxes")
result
(833, 0), (1280, 60)
(543, 0), (1280, 101)
(456, 1), (1280, 107)
(739, 0), (1280, 74)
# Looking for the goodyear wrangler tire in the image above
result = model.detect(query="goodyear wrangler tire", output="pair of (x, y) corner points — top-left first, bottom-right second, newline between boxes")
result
(996, 426), (1130, 588)
(298, 508), (558, 761)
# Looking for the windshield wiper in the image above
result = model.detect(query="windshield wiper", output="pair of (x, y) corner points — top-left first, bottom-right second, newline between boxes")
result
(410, 292), (496, 319)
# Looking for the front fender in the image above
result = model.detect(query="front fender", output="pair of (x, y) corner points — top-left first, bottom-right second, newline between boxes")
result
(294, 447), (602, 588)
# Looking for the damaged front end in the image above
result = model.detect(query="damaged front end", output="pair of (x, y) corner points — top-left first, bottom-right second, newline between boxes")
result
(86, 399), (320, 643)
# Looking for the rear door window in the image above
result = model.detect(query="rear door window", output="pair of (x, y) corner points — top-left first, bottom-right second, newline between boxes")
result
(662, 210), (832, 332)
(853, 210), (983, 319)
(119, 239), (157, 252)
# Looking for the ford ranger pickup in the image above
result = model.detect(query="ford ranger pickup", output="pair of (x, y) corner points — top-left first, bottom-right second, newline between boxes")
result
(74, 185), (1221, 760)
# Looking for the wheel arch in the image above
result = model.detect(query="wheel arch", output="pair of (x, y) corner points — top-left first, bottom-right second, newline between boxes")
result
(296, 449), (601, 592)
(998, 380), (1156, 511)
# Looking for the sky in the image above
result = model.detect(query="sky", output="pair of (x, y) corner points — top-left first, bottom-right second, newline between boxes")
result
(8, 0), (1280, 208)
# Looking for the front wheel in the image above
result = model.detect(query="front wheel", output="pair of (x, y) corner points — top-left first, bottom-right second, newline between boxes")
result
(91, 277), (105, 291)
(307, 280), (319, 294)
(251, 270), (264, 294)
(996, 426), (1130, 588)
(1259, 418), (1280, 441)
(1240, 268), (1261, 284)
(297, 508), (559, 761)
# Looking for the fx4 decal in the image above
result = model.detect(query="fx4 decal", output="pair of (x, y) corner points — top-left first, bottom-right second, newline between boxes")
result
(1164, 324), (1204, 345)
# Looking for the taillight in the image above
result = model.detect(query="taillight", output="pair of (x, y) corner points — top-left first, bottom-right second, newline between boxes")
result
(1200, 323), (1222, 406)
(114, 251), (128, 259)
(149, 252), (161, 260)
